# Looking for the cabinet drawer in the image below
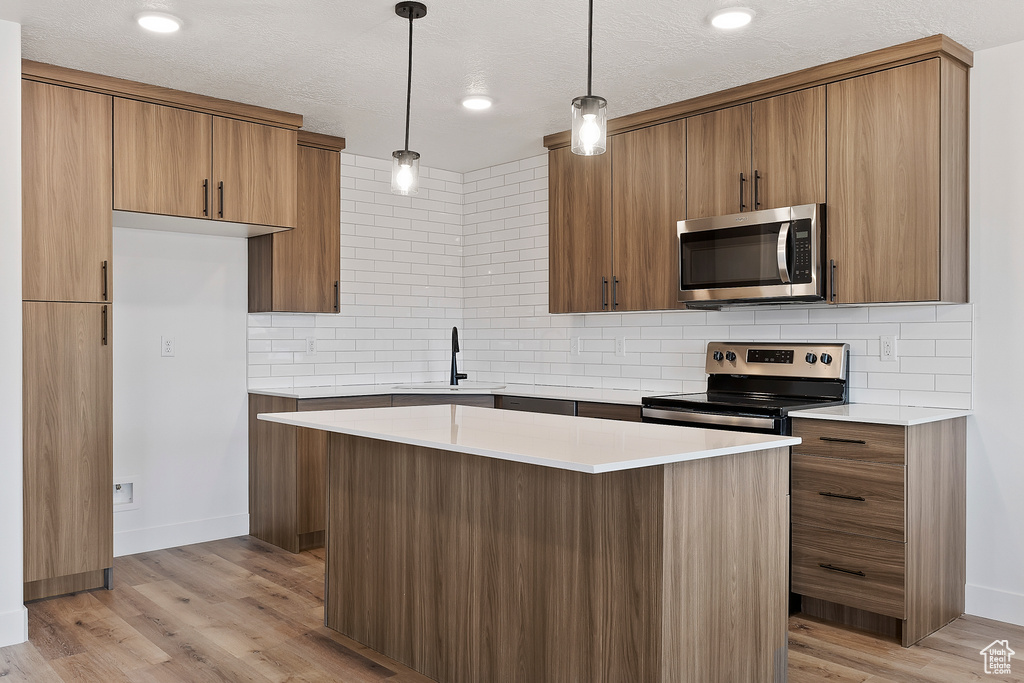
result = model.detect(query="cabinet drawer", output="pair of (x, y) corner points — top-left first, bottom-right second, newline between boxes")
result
(299, 395), (392, 411)
(792, 454), (905, 542)
(391, 394), (495, 408)
(792, 524), (905, 619)
(497, 395), (576, 415)
(793, 419), (905, 464)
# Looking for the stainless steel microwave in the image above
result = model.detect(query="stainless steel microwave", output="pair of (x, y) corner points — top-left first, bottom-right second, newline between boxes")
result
(678, 203), (825, 305)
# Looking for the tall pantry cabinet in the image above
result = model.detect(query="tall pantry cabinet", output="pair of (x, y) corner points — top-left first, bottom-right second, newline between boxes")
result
(21, 79), (114, 600)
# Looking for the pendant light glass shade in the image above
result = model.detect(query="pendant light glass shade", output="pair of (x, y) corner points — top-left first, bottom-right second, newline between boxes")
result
(391, 149), (421, 195)
(571, 95), (607, 156)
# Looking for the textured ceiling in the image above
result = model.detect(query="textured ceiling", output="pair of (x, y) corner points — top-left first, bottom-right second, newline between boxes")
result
(2, 0), (1024, 173)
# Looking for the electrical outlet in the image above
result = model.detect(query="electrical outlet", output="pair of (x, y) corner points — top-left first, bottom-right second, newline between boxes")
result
(880, 335), (897, 362)
(306, 337), (316, 353)
(615, 337), (626, 357)
(569, 336), (580, 356)
(161, 336), (175, 357)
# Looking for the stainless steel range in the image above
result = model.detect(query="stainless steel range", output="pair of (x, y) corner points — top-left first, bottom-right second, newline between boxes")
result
(642, 341), (850, 435)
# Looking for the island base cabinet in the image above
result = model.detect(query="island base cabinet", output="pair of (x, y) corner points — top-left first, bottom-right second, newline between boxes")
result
(326, 435), (789, 683)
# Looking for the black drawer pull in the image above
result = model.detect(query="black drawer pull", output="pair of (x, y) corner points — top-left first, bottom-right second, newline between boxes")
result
(819, 491), (866, 502)
(819, 563), (865, 577)
(819, 436), (867, 445)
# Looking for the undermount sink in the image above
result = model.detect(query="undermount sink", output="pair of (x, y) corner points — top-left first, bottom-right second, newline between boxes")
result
(390, 381), (506, 392)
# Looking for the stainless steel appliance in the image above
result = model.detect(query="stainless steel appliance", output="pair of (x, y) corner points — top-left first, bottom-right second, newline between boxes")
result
(678, 203), (825, 306)
(642, 341), (850, 435)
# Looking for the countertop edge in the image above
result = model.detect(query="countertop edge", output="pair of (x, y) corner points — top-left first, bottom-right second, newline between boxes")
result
(790, 404), (973, 426)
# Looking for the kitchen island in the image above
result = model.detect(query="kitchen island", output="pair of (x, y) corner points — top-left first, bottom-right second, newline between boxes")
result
(258, 405), (798, 683)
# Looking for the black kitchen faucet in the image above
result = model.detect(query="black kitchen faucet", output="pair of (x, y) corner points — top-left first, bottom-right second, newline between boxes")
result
(450, 326), (467, 386)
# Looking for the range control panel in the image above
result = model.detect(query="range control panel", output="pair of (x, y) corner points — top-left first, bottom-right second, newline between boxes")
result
(705, 342), (849, 380)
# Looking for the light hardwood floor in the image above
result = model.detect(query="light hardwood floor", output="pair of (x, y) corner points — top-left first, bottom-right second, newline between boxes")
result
(1, 536), (1021, 682)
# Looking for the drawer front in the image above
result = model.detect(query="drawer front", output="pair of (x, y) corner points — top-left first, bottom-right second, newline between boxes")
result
(576, 401), (641, 422)
(793, 419), (905, 464)
(497, 395), (576, 415)
(792, 454), (905, 542)
(298, 395), (392, 411)
(391, 394), (496, 408)
(792, 524), (905, 619)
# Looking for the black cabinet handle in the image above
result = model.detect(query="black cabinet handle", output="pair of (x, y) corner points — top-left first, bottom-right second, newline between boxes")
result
(819, 563), (865, 577)
(601, 276), (608, 310)
(101, 260), (108, 301)
(218, 181), (224, 218)
(830, 259), (837, 302)
(739, 172), (747, 211)
(101, 305), (108, 346)
(819, 491), (866, 502)
(612, 276), (619, 310)
(333, 281), (340, 312)
(754, 169), (761, 209)
(203, 179), (209, 217)
(820, 436), (867, 445)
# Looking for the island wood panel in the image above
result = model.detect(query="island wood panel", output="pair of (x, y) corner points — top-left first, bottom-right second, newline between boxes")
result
(686, 103), (752, 219)
(611, 120), (685, 311)
(326, 435), (789, 683)
(22, 302), (112, 592)
(939, 60), (970, 303)
(827, 59), (940, 304)
(248, 394), (300, 553)
(792, 419), (906, 464)
(213, 117), (297, 229)
(791, 453), (905, 543)
(903, 417), (966, 647)
(750, 86), (826, 210)
(575, 401), (641, 422)
(113, 99), (212, 218)
(548, 143), (613, 313)
(22, 81), (112, 303)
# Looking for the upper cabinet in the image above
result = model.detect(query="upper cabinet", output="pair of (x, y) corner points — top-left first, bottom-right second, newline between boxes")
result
(827, 59), (968, 304)
(686, 87), (825, 220)
(249, 133), (344, 313)
(114, 98), (297, 230)
(22, 81), (112, 303)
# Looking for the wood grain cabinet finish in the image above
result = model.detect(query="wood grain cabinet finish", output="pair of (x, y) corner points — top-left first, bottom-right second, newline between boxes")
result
(686, 103), (752, 219)
(249, 137), (343, 313)
(827, 58), (968, 304)
(23, 302), (113, 600)
(22, 81), (112, 303)
(113, 99), (212, 219)
(791, 417), (967, 647)
(548, 143), (613, 313)
(213, 116), (297, 229)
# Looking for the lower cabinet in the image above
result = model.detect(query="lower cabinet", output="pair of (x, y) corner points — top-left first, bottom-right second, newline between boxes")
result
(790, 417), (966, 646)
(23, 302), (113, 601)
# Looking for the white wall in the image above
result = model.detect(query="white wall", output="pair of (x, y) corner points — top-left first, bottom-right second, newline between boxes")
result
(0, 18), (25, 648)
(112, 228), (249, 555)
(966, 39), (1024, 626)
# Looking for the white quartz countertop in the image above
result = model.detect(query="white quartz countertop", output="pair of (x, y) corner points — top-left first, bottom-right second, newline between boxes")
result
(249, 382), (647, 406)
(790, 403), (972, 426)
(257, 405), (799, 474)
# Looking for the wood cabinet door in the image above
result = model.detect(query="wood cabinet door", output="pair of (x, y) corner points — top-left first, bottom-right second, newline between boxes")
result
(22, 81), (112, 303)
(213, 117), (297, 229)
(23, 302), (113, 583)
(113, 99), (212, 219)
(686, 103), (751, 219)
(275, 145), (340, 312)
(612, 120), (685, 311)
(548, 144), (613, 313)
(827, 60), (940, 303)
(751, 86), (826, 211)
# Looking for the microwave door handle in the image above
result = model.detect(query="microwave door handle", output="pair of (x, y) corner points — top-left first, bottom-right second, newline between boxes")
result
(776, 221), (792, 284)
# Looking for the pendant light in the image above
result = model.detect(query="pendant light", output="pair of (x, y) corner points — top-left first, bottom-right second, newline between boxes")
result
(392, 2), (427, 195)
(570, 0), (607, 156)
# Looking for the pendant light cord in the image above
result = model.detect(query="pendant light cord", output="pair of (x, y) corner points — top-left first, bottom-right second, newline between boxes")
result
(587, 0), (593, 96)
(404, 12), (414, 152)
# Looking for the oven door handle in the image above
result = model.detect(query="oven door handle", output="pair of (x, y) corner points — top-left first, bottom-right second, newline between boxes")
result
(777, 221), (791, 284)
(642, 408), (779, 431)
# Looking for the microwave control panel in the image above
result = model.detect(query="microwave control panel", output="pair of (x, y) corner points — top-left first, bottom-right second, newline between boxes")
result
(792, 220), (813, 283)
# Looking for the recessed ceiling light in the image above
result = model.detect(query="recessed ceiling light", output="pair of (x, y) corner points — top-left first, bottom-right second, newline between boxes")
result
(461, 96), (493, 111)
(136, 12), (183, 33)
(709, 7), (755, 30)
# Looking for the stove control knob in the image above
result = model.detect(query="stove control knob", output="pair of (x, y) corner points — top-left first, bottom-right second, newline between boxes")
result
(725, 351), (737, 362)
(805, 352), (818, 364)
(820, 352), (833, 365)
(713, 351), (724, 362)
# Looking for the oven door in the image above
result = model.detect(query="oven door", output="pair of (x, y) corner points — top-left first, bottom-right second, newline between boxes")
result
(641, 406), (784, 435)
(678, 203), (822, 304)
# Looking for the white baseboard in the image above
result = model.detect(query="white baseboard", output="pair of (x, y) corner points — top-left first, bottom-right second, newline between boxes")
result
(113, 513), (249, 557)
(966, 583), (1024, 627)
(0, 605), (28, 648)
